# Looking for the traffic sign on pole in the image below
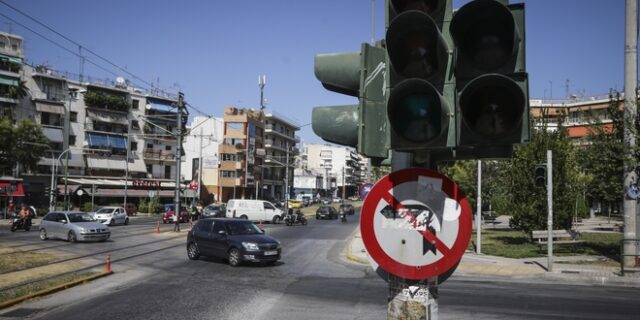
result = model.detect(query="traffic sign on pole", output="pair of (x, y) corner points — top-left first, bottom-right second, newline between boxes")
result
(361, 168), (472, 280)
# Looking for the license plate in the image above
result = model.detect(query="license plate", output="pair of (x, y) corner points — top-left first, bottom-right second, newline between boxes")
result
(264, 250), (277, 256)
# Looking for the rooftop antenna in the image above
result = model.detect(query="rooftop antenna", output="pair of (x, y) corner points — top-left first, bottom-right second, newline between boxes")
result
(259, 74), (266, 111)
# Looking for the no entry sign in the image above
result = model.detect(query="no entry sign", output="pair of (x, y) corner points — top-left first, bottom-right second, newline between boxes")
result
(361, 168), (472, 280)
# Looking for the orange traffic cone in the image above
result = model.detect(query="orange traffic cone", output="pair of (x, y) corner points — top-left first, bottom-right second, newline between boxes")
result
(155, 221), (160, 234)
(105, 254), (112, 273)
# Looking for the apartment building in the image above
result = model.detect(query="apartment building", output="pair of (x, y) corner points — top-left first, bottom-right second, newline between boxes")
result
(263, 111), (299, 201)
(216, 107), (264, 203)
(302, 143), (367, 198)
(0, 30), (185, 210)
(530, 93), (620, 140)
(182, 116), (224, 204)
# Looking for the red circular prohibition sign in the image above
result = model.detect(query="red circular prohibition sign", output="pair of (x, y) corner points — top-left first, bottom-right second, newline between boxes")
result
(361, 168), (472, 280)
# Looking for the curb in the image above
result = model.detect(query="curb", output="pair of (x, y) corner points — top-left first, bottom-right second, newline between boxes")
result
(345, 230), (369, 265)
(0, 271), (113, 310)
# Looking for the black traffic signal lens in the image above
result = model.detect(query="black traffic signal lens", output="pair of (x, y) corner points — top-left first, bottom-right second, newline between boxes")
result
(386, 11), (448, 80)
(459, 74), (524, 138)
(388, 79), (445, 143)
(450, 0), (516, 70)
(534, 166), (546, 187)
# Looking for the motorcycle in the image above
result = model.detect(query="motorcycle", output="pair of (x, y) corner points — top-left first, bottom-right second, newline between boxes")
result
(283, 210), (307, 226)
(11, 214), (32, 232)
(340, 210), (347, 223)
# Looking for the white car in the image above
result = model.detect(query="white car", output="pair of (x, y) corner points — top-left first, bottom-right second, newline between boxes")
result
(93, 206), (129, 226)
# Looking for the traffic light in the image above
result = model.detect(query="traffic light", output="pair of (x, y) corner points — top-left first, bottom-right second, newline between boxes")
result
(385, 0), (456, 152)
(44, 186), (51, 197)
(450, 0), (529, 151)
(534, 165), (546, 187)
(312, 43), (389, 160)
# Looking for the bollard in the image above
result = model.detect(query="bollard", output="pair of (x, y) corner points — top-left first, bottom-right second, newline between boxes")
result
(156, 221), (160, 234)
(105, 254), (112, 273)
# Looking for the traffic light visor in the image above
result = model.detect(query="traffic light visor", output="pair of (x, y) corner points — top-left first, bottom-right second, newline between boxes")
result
(391, 0), (442, 16)
(459, 74), (525, 139)
(386, 11), (448, 80)
(450, 0), (517, 71)
(388, 79), (446, 143)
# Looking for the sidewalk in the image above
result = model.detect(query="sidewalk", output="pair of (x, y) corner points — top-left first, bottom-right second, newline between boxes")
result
(345, 229), (640, 288)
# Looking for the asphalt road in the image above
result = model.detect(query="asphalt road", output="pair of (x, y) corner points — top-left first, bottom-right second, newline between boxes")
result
(1, 212), (639, 320)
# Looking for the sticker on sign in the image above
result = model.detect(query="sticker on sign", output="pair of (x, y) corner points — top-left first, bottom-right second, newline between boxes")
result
(361, 168), (472, 280)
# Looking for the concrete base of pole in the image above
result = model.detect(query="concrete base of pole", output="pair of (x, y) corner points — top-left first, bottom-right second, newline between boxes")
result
(388, 276), (438, 320)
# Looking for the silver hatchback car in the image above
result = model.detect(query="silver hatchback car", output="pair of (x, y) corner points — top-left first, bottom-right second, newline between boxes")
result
(39, 211), (110, 242)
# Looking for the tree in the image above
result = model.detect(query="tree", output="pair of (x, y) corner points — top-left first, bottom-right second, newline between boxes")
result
(498, 125), (584, 234)
(441, 160), (509, 215)
(0, 118), (48, 176)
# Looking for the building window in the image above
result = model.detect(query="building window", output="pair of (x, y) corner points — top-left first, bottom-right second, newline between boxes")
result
(226, 122), (244, 131)
(146, 165), (152, 173)
(146, 143), (153, 149)
(164, 165), (171, 179)
(69, 111), (77, 122)
(69, 135), (76, 146)
(221, 171), (237, 178)
(131, 141), (138, 151)
(132, 100), (139, 110)
(222, 154), (237, 161)
(131, 120), (140, 130)
(165, 145), (171, 151)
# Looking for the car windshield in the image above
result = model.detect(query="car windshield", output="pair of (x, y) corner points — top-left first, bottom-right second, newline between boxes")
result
(226, 221), (262, 235)
(67, 212), (96, 223)
(95, 207), (114, 214)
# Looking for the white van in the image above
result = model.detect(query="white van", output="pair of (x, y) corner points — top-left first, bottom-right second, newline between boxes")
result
(226, 199), (283, 223)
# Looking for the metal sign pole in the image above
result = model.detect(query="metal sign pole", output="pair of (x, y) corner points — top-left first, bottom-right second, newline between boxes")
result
(387, 151), (437, 320)
(547, 150), (553, 272)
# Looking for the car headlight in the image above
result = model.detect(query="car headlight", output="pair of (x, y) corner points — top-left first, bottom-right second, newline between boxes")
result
(242, 242), (260, 251)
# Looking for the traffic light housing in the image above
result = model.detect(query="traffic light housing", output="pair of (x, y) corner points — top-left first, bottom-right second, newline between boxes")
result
(534, 165), (546, 187)
(450, 0), (529, 150)
(385, 0), (456, 152)
(44, 186), (51, 197)
(312, 43), (389, 161)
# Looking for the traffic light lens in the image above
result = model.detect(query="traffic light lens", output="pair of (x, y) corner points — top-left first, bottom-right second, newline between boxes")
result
(467, 28), (513, 69)
(459, 74), (525, 138)
(386, 11), (448, 81)
(388, 79), (445, 144)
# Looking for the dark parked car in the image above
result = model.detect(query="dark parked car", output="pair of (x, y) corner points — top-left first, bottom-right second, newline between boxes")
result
(202, 204), (226, 218)
(186, 218), (281, 266)
(316, 205), (338, 220)
(339, 203), (355, 215)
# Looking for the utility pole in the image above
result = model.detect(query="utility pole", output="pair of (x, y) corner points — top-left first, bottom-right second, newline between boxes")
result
(476, 160), (482, 254)
(342, 164), (346, 200)
(284, 141), (290, 213)
(623, 0), (638, 267)
(547, 150), (554, 272)
(197, 128), (203, 206)
(124, 118), (130, 211)
(174, 92), (186, 232)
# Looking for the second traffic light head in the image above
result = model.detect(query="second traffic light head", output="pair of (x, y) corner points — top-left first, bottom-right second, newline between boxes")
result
(534, 165), (547, 187)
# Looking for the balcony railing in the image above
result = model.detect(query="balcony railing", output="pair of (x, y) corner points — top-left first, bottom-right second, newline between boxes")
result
(143, 149), (176, 161)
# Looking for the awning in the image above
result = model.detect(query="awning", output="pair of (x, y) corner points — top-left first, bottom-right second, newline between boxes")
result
(35, 102), (65, 114)
(91, 188), (175, 198)
(0, 53), (21, 64)
(0, 75), (18, 87)
(86, 110), (128, 124)
(43, 127), (64, 143)
(0, 181), (25, 197)
(86, 157), (127, 170)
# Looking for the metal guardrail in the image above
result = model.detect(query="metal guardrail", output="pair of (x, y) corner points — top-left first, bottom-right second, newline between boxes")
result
(619, 239), (640, 276)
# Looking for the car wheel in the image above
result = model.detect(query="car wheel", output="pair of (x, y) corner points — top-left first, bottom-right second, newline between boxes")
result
(10, 224), (17, 232)
(124, 218), (129, 225)
(39, 229), (48, 240)
(240, 215), (248, 220)
(109, 219), (115, 226)
(301, 218), (308, 226)
(272, 215), (281, 224)
(187, 242), (200, 260)
(68, 231), (77, 243)
(228, 248), (241, 267)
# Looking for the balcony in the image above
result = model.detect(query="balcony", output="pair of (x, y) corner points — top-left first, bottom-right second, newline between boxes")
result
(219, 177), (242, 187)
(143, 149), (176, 162)
(264, 124), (296, 141)
(219, 143), (240, 155)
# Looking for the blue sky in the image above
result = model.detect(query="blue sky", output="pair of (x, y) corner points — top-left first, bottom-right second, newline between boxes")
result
(0, 0), (630, 144)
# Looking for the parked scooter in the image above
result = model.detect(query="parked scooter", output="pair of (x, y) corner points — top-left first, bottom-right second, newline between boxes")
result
(283, 209), (307, 226)
(11, 213), (32, 232)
